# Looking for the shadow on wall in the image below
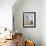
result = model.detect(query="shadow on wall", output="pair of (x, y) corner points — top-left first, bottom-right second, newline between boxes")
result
(12, 0), (41, 46)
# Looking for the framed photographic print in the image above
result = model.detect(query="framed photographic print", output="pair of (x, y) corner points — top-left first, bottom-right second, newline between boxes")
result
(23, 12), (36, 28)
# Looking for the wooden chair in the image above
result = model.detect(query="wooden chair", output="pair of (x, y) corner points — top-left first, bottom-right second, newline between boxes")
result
(15, 33), (23, 46)
(25, 40), (35, 46)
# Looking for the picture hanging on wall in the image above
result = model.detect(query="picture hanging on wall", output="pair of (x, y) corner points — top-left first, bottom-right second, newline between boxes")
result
(23, 12), (36, 28)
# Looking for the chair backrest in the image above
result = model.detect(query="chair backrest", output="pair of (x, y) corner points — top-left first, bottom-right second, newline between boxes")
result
(15, 33), (23, 46)
(25, 40), (35, 46)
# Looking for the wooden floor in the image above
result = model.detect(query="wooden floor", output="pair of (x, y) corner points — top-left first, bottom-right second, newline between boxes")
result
(0, 39), (16, 46)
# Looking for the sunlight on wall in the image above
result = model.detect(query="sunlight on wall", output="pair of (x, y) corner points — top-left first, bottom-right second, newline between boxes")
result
(0, 0), (17, 30)
(0, 8), (12, 30)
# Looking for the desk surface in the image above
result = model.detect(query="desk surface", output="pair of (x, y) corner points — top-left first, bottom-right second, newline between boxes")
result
(0, 39), (16, 46)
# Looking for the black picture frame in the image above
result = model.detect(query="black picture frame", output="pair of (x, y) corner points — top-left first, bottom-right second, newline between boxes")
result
(23, 12), (36, 28)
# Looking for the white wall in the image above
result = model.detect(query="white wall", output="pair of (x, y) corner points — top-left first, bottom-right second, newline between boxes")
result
(13, 0), (42, 46)
(0, 0), (17, 30)
(41, 0), (46, 46)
